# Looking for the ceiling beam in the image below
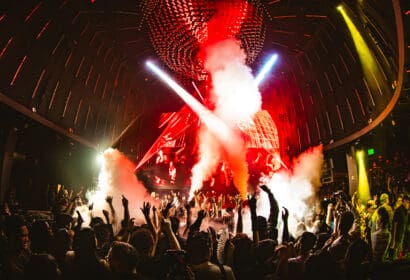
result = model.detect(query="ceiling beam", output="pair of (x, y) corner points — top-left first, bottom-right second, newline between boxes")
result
(0, 92), (98, 150)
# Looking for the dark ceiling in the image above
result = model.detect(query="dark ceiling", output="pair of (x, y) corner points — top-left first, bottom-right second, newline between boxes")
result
(0, 0), (407, 161)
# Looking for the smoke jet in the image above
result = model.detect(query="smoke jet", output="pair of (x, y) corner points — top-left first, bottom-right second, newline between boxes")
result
(76, 148), (153, 233)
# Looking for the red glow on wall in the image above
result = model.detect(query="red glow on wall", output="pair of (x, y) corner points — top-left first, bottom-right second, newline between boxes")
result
(36, 20), (51, 39)
(11, 55), (27, 86)
(25, 2), (42, 23)
(273, 15), (297, 19)
(305, 14), (327, 19)
(262, 77), (303, 166)
(0, 37), (13, 59)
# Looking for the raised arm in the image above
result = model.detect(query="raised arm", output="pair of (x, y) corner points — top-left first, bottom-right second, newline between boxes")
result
(102, 209), (110, 225)
(235, 196), (243, 234)
(161, 218), (181, 250)
(161, 201), (173, 219)
(88, 203), (94, 220)
(140, 202), (157, 240)
(75, 210), (84, 230)
(105, 195), (117, 222)
(249, 194), (259, 244)
(189, 209), (206, 234)
(121, 195), (130, 226)
(281, 207), (289, 243)
(182, 202), (192, 237)
(260, 185), (279, 240)
(326, 203), (334, 228)
(152, 205), (159, 230)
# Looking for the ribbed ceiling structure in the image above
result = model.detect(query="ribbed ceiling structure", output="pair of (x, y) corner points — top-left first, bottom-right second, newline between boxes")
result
(0, 0), (407, 159)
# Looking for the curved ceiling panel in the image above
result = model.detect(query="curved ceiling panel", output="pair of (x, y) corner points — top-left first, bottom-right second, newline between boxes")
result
(0, 0), (406, 159)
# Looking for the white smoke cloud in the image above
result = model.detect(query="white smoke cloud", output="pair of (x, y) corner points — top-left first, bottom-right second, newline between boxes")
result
(76, 148), (154, 233)
(254, 145), (324, 238)
(205, 39), (261, 126)
(191, 38), (262, 199)
(190, 128), (222, 197)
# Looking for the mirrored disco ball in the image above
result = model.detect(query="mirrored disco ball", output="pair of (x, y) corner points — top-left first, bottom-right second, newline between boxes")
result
(143, 0), (266, 81)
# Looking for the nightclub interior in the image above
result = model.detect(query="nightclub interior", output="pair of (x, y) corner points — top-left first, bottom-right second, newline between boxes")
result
(0, 0), (409, 279)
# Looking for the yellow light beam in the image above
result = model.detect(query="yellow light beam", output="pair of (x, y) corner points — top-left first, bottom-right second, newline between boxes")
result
(338, 5), (383, 94)
(356, 150), (371, 204)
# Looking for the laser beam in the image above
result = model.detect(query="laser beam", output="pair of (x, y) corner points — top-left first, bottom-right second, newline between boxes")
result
(146, 61), (231, 141)
(255, 53), (278, 86)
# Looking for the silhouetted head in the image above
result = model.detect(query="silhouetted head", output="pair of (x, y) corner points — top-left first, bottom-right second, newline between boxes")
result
(345, 238), (369, 268)
(30, 220), (53, 254)
(55, 213), (73, 230)
(108, 241), (139, 274)
(255, 239), (277, 263)
(25, 254), (60, 280)
(338, 211), (354, 235)
(54, 228), (72, 263)
(5, 214), (30, 251)
(231, 233), (255, 269)
(73, 227), (97, 257)
(186, 231), (212, 265)
(129, 228), (155, 257)
(305, 250), (337, 280)
(380, 193), (389, 205)
(299, 231), (316, 255)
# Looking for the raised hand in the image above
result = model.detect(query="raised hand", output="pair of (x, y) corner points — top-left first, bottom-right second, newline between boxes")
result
(140, 201), (151, 217)
(105, 195), (113, 204)
(184, 203), (191, 212)
(194, 191), (203, 202)
(197, 209), (206, 220)
(76, 210), (84, 226)
(248, 194), (257, 212)
(102, 209), (109, 218)
(122, 195), (128, 207)
(234, 195), (242, 210)
(282, 207), (289, 221)
(260, 185), (271, 194)
(161, 201), (173, 218)
(188, 197), (196, 208)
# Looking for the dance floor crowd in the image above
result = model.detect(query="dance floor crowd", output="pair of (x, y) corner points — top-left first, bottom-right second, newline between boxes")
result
(1, 176), (409, 279)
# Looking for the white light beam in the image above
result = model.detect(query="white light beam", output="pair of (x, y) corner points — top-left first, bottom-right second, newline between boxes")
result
(255, 53), (278, 86)
(146, 61), (231, 141)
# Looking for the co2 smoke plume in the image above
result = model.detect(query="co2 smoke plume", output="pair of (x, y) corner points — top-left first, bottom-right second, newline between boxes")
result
(191, 0), (262, 198)
(76, 148), (153, 232)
